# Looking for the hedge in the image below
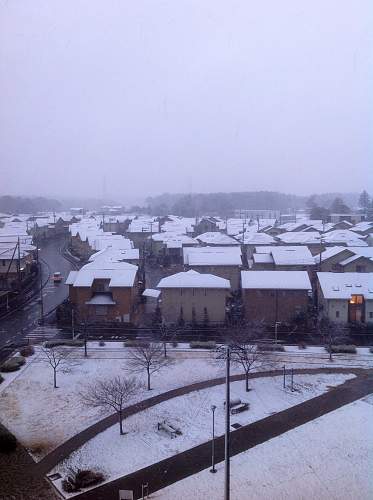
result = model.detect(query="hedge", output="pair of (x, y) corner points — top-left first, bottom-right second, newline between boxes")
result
(190, 341), (216, 349)
(0, 356), (26, 373)
(257, 344), (285, 352)
(44, 340), (84, 348)
(328, 345), (357, 354)
(123, 340), (150, 348)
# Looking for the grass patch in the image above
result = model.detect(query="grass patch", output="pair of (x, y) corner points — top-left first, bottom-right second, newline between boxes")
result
(327, 344), (357, 354)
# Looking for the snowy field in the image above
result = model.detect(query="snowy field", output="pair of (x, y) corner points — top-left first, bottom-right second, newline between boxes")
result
(0, 342), (371, 461)
(154, 396), (373, 500)
(53, 372), (354, 496)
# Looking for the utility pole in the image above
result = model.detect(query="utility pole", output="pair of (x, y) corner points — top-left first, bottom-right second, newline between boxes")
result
(72, 308), (75, 340)
(39, 262), (44, 324)
(225, 345), (231, 500)
(17, 237), (22, 291)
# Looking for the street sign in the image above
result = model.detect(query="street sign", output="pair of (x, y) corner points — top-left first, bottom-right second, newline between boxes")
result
(119, 490), (134, 500)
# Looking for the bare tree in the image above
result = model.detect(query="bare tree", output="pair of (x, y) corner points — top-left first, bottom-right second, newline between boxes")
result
(224, 321), (272, 391)
(80, 376), (141, 435)
(41, 346), (73, 388)
(318, 317), (347, 361)
(127, 342), (171, 390)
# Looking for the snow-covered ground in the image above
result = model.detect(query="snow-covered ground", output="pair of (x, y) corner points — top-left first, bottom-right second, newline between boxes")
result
(53, 372), (354, 497)
(154, 396), (373, 500)
(0, 342), (370, 461)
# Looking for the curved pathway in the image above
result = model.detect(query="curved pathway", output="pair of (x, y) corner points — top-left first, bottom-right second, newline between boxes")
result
(74, 369), (373, 500)
(34, 366), (368, 475)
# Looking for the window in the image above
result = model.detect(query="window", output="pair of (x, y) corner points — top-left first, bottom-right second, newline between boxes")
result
(350, 295), (363, 305)
(356, 266), (366, 273)
(95, 306), (107, 315)
(2, 260), (5, 266)
(336, 311), (340, 318)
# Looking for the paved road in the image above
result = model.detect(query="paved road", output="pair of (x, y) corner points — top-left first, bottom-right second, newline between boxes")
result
(0, 236), (75, 349)
(74, 370), (373, 500)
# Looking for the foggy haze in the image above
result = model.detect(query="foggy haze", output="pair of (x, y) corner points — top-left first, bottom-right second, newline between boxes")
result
(0, 1), (372, 203)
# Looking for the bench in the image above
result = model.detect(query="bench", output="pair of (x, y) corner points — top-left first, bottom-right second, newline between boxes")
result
(157, 420), (182, 438)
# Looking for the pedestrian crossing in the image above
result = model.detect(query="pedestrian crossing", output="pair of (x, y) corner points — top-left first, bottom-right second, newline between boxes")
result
(26, 325), (65, 343)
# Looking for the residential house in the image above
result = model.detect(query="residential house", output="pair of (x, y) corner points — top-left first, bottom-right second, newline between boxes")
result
(241, 270), (312, 324)
(65, 261), (139, 323)
(157, 269), (230, 325)
(184, 246), (243, 290)
(317, 272), (373, 324)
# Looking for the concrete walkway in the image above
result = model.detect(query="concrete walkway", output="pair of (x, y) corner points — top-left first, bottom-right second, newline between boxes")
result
(73, 370), (373, 500)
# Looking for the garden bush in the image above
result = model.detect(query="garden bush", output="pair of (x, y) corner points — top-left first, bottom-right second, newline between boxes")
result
(298, 342), (307, 350)
(171, 341), (178, 348)
(19, 345), (35, 357)
(257, 343), (285, 352)
(62, 468), (105, 492)
(189, 341), (216, 349)
(328, 344), (357, 354)
(98, 340), (106, 347)
(123, 340), (150, 348)
(0, 356), (26, 373)
(0, 427), (17, 453)
(369, 347), (373, 354)
(44, 340), (84, 348)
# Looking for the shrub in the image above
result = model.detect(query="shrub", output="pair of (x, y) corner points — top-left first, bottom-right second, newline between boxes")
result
(0, 428), (17, 453)
(124, 340), (150, 348)
(62, 468), (105, 492)
(19, 345), (35, 357)
(44, 340), (84, 348)
(189, 341), (216, 349)
(298, 342), (307, 350)
(171, 341), (178, 348)
(370, 347), (373, 354)
(257, 344), (285, 352)
(0, 356), (26, 373)
(98, 340), (106, 347)
(328, 344), (357, 354)
(0, 374), (4, 384)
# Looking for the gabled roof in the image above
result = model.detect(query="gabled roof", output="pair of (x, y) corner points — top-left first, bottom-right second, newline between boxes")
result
(241, 271), (311, 290)
(66, 261), (137, 288)
(195, 232), (240, 245)
(317, 272), (373, 299)
(183, 246), (242, 266)
(157, 270), (230, 289)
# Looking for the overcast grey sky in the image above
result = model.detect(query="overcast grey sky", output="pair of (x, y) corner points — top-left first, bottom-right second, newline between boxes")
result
(1, 1), (372, 203)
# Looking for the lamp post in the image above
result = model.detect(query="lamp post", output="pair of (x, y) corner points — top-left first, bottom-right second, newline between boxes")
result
(275, 321), (281, 344)
(210, 404), (217, 473)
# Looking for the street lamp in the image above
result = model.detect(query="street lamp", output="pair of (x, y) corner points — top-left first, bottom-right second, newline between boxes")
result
(210, 404), (217, 473)
(274, 321), (281, 344)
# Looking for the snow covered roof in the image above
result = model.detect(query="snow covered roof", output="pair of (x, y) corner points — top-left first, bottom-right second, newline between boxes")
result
(157, 270), (230, 289)
(142, 288), (161, 298)
(277, 232), (321, 245)
(89, 247), (139, 263)
(322, 230), (367, 245)
(65, 271), (79, 285)
(85, 293), (116, 305)
(254, 246), (315, 266)
(66, 261), (137, 288)
(235, 232), (275, 245)
(313, 246), (354, 263)
(253, 253), (273, 264)
(183, 246), (242, 266)
(317, 272), (373, 300)
(241, 271), (312, 290)
(195, 232), (240, 246)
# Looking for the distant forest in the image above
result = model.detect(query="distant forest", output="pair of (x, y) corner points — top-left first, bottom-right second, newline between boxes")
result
(0, 196), (62, 214)
(0, 191), (363, 217)
(146, 191), (361, 217)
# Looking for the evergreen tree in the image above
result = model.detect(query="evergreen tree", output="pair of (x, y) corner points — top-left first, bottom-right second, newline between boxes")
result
(329, 197), (350, 213)
(358, 190), (370, 211)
